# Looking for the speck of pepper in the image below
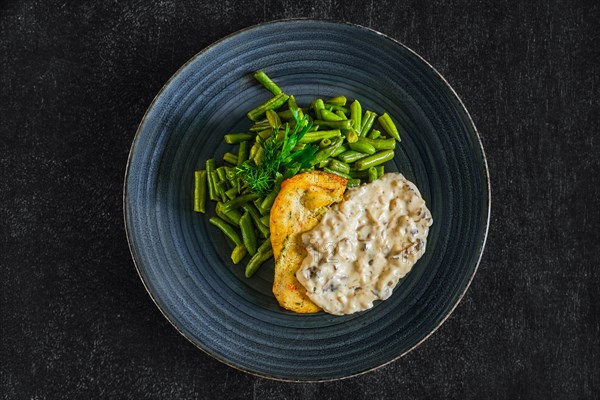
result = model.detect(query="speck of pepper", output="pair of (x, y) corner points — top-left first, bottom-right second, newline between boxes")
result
(368, 259), (374, 266)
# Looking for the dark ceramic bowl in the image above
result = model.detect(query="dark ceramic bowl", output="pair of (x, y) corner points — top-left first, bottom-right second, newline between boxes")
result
(124, 19), (490, 381)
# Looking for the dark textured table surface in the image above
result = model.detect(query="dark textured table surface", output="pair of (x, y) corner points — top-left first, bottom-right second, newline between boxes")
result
(1, 1), (599, 399)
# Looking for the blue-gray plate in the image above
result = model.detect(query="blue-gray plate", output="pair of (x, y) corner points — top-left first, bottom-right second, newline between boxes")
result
(124, 19), (490, 381)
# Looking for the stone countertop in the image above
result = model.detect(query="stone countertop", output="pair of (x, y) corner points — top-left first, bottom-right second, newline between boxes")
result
(1, 1), (598, 399)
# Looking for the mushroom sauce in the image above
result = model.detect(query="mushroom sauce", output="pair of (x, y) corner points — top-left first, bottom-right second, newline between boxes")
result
(296, 173), (433, 315)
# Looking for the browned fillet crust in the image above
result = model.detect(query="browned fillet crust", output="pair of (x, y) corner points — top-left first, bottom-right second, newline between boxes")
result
(270, 171), (347, 313)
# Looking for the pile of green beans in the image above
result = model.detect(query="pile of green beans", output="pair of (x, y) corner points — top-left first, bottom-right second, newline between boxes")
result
(194, 71), (403, 277)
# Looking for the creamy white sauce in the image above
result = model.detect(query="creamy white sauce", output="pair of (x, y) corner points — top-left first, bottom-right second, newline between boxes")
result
(296, 173), (433, 315)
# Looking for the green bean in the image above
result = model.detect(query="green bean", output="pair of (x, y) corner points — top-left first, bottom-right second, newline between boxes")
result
(312, 98), (325, 120)
(249, 141), (261, 160)
(249, 122), (270, 132)
(337, 150), (368, 163)
(239, 212), (258, 255)
(320, 109), (343, 121)
(312, 119), (353, 130)
(206, 159), (219, 201)
(326, 104), (350, 114)
(335, 110), (347, 120)
(225, 187), (238, 200)
(328, 159), (350, 174)
(224, 133), (254, 144)
(350, 164), (385, 178)
(224, 166), (234, 179)
(253, 146), (264, 164)
(217, 180), (230, 202)
(330, 105), (350, 117)
(347, 178), (361, 188)
(244, 252), (272, 277)
(237, 141), (250, 166)
(225, 167), (239, 191)
(280, 110), (296, 121)
(292, 143), (306, 152)
(368, 129), (381, 139)
(311, 138), (343, 166)
(256, 236), (272, 252)
(260, 214), (270, 226)
(252, 197), (265, 213)
(275, 130), (290, 142)
(287, 95), (298, 111)
(298, 130), (341, 144)
(277, 109), (294, 121)
(266, 109), (281, 128)
(323, 167), (352, 179)
(286, 164), (303, 178)
(331, 143), (348, 158)
(319, 138), (332, 148)
(221, 193), (261, 214)
(229, 208), (244, 224)
(350, 100), (362, 131)
(231, 244), (247, 264)
(242, 204), (270, 239)
(245, 248), (273, 278)
(357, 136), (396, 150)
(252, 196), (270, 215)
(368, 167), (378, 183)
(211, 170), (223, 201)
(223, 152), (238, 165)
(277, 108), (307, 121)
(354, 149), (395, 171)
(260, 190), (279, 214)
(349, 140), (376, 155)
(360, 111), (377, 136)
(378, 112), (401, 142)
(247, 93), (289, 121)
(256, 129), (273, 140)
(325, 95), (347, 106)
(253, 70), (282, 95)
(193, 170), (207, 213)
(348, 169), (369, 179)
(286, 118), (298, 131)
(216, 201), (242, 225)
(346, 130), (359, 143)
(209, 217), (242, 246)
(216, 166), (228, 182)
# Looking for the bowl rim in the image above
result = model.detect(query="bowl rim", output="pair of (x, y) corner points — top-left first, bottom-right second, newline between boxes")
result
(122, 18), (491, 382)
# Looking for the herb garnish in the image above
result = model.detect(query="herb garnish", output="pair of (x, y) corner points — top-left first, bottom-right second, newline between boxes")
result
(235, 110), (318, 195)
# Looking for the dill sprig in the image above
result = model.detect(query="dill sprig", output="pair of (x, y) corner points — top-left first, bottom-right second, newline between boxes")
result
(235, 110), (318, 195)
